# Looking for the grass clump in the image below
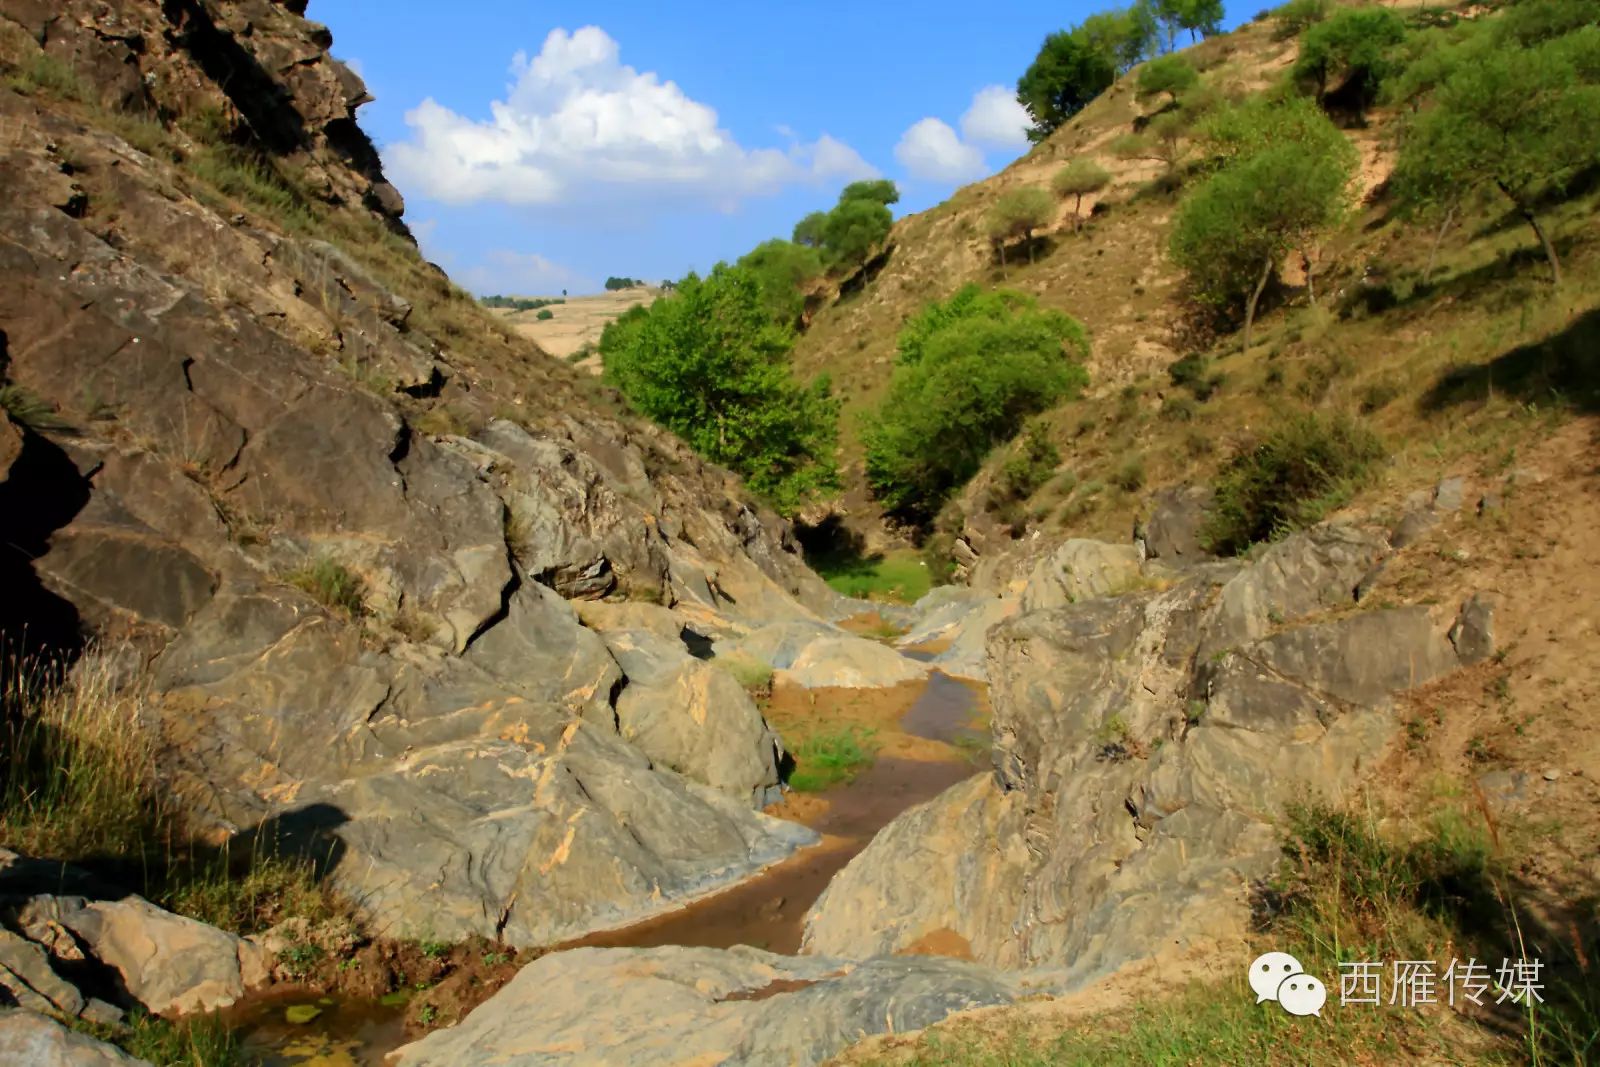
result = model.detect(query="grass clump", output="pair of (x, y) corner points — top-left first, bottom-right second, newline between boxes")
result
(75, 1010), (245, 1067)
(1201, 411), (1385, 555)
(287, 555), (366, 618)
(787, 726), (878, 792)
(0, 651), (341, 937)
(0, 383), (67, 431)
(4, 52), (88, 101)
(720, 654), (776, 695)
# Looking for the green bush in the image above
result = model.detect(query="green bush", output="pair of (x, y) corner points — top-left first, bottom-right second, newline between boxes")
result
(535, 308), (554, 320)
(1172, 96), (1356, 354)
(996, 420), (1062, 501)
(1273, 0), (1330, 38)
(1201, 412), (1385, 554)
(599, 265), (839, 514)
(986, 187), (1056, 268)
(1292, 7), (1409, 114)
(791, 180), (899, 274)
(787, 726), (878, 792)
(736, 238), (824, 324)
(1167, 353), (1225, 400)
(1137, 54), (1199, 104)
(288, 555), (367, 617)
(864, 285), (1090, 525)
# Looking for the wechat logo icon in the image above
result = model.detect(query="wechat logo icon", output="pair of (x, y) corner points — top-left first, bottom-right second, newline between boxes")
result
(1249, 951), (1327, 1017)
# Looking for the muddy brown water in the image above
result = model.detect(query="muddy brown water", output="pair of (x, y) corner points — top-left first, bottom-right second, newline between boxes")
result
(234, 671), (987, 1061)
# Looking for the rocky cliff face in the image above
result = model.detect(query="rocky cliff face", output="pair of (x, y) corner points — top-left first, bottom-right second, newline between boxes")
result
(804, 524), (1493, 983)
(0, 0), (839, 947)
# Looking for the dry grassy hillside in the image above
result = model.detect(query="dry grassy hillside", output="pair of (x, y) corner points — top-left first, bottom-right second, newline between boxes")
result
(492, 287), (659, 373)
(790, 2), (1600, 581)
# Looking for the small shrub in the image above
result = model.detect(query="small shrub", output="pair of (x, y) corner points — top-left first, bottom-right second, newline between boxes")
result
(720, 654), (775, 694)
(1167, 354), (1225, 400)
(1202, 412), (1386, 554)
(1359, 377), (1403, 413)
(787, 726), (878, 792)
(5, 52), (87, 101)
(1112, 456), (1147, 492)
(535, 308), (554, 321)
(1273, 0), (1330, 38)
(288, 556), (366, 617)
(0, 383), (66, 430)
(995, 420), (1061, 501)
(1161, 394), (1199, 421)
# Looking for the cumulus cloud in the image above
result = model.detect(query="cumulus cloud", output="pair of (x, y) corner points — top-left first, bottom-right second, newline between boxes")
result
(894, 117), (986, 183)
(456, 250), (594, 296)
(383, 26), (876, 211)
(960, 85), (1031, 150)
(895, 85), (1032, 185)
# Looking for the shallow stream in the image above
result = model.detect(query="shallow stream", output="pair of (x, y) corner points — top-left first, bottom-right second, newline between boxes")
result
(233, 668), (987, 1064)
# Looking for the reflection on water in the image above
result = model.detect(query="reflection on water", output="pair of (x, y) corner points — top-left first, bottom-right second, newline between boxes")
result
(229, 991), (408, 1067)
(900, 669), (988, 746)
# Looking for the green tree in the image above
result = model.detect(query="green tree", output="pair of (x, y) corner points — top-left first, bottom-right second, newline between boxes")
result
(985, 187), (1056, 271)
(1137, 54), (1199, 104)
(1173, 0), (1225, 42)
(737, 239), (824, 325)
(1292, 7), (1409, 114)
(1273, 0), (1330, 38)
(1111, 110), (1189, 178)
(1171, 97), (1356, 354)
(1080, 3), (1160, 75)
(864, 286), (1090, 524)
(792, 211), (828, 248)
(599, 266), (839, 513)
(837, 179), (900, 207)
(1017, 29), (1117, 140)
(1052, 158), (1113, 231)
(1392, 26), (1600, 287)
(791, 182), (901, 273)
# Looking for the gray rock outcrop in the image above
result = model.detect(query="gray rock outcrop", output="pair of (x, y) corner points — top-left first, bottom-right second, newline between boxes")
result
(804, 526), (1485, 987)
(391, 945), (1017, 1067)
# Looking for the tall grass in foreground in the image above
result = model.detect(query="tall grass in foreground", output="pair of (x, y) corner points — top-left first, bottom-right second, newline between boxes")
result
(0, 648), (337, 935)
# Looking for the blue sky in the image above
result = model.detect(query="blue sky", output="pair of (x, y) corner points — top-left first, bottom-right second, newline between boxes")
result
(308, 1), (1238, 295)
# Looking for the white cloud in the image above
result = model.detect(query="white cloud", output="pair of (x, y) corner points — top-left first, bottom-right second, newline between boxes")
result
(383, 26), (875, 211)
(960, 85), (1031, 150)
(894, 117), (986, 183)
(457, 250), (593, 296)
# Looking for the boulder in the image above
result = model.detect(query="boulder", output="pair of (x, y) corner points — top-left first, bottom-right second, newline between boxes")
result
(0, 1010), (150, 1067)
(1449, 593), (1497, 665)
(0, 929), (84, 1017)
(784, 637), (929, 689)
(391, 945), (1016, 1067)
(605, 629), (784, 804)
(899, 595), (1018, 682)
(38, 896), (265, 1016)
(1018, 539), (1145, 613)
(1139, 484), (1214, 562)
(307, 723), (817, 948)
(805, 526), (1473, 984)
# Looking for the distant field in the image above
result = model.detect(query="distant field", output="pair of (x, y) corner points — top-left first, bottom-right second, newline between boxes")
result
(491, 287), (657, 373)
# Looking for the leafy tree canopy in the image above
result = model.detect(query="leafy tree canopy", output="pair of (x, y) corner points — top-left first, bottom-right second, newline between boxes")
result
(1292, 7), (1409, 111)
(1391, 23), (1600, 284)
(599, 265), (839, 513)
(1017, 29), (1117, 140)
(1171, 96), (1356, 351)
(1137, 54), (1200, 102)
(736, 239), (824, 325)
(864, 285), (1090, 524)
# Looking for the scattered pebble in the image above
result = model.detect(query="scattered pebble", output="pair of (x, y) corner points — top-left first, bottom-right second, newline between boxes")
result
(1543, 769), (1561, 782)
